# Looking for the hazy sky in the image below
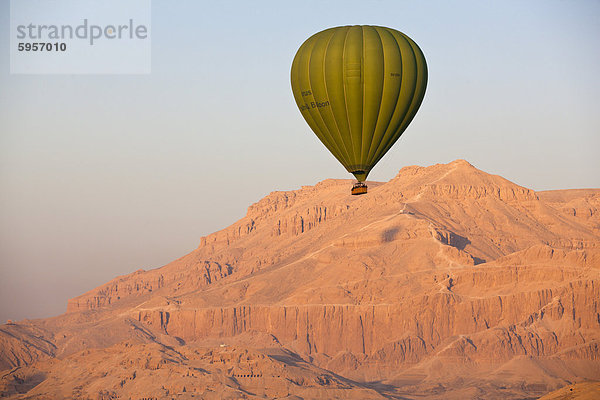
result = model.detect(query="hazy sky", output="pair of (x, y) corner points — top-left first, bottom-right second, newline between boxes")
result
(1, 0), (599, 322)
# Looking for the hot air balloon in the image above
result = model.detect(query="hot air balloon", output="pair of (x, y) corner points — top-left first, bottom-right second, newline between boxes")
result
(291, 25), (427, 195)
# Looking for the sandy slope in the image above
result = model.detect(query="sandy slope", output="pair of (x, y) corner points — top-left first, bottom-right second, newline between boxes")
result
(538, 381), (600, 400)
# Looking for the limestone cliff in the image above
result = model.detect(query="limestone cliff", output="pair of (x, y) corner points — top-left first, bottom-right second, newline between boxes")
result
(1, 160), (599, 400)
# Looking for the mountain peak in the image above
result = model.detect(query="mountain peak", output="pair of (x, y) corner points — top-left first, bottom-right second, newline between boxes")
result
(385, 159), (537, 204)
(450, 158), (475, 167)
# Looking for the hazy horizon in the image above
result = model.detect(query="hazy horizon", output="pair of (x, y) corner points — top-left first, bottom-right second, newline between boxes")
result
(1, 0), (599, 322)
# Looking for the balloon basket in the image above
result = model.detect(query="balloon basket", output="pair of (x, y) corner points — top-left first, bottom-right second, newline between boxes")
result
(351, 182), (368, 195)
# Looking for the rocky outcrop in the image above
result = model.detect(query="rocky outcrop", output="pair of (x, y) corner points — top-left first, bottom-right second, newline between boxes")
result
(421, 183), (538, 202)
(67, 260), (233, 312)
(271, 204), (350, 237)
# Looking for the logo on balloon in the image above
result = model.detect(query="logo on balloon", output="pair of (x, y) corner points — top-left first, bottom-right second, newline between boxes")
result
(299, 100), (331, 112)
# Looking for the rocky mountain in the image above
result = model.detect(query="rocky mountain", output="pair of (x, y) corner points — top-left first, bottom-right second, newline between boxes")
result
(1, 160), (599, 399)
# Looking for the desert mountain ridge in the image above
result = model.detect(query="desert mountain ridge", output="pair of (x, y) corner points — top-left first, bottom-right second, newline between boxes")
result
(1, 159), (599, 399)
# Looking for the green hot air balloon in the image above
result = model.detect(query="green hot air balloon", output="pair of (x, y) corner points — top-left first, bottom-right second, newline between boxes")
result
(291, 25), (427, 195)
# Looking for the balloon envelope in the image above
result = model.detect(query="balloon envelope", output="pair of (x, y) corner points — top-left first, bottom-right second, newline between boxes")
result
(291, 25), (428, 182)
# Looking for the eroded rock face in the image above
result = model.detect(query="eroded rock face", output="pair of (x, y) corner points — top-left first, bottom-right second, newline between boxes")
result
(1, 160), (599, 399)
(0, 340), (384, 399)
(67, 260), (233, 312)
(0, 324), (56, 371)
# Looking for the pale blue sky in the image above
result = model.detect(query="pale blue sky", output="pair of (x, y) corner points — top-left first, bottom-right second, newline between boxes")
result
(1, 0), (599, 321)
